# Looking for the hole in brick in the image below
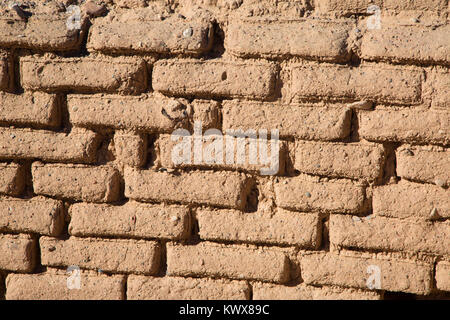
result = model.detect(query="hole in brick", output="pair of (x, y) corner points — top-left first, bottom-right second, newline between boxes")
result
(245, 184), (259, 213)
(221, 71), (227, 81)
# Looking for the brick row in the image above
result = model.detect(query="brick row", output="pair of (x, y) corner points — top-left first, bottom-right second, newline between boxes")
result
(330, 214), (450, 255)
(252, 282), (382, 300)
(124, 168), (253, 210)
(127, 276), (250, 300)
(20, 56), (147, 94)
(359, 109), (449, 145)
(291, 64), (423, 105)
(152, 59), (277, 100)
(196, 208), (321, 248)
(88, 14), (213, 55)
(0, 234), (35, 272)
(157, 133), (286, 176)
(67, 94), (190, 132)
(222, 101), (351, 140)
(0, 92), (59, 128)
(396, 145), (449, 187)
(373, 181), (449, 220)
(166, 242), (290, 283)
(294, 141), (384, 181)
(0, 196), (64, 236)
(316, 0), (446, 13)
(0, 163), (24, 196)
(225, 19), (351, 61)
(0, 12), (86, 51)
(0, 128), (100, 163)
(69, 201), (191, 240)
(274, 175), (366, 213)
(32, 163), (121, 203)
(300, 252), (433, 295)
(40, 236), (161, 275)
(5, 271), (125, 300)
(361, 24), (450, 66)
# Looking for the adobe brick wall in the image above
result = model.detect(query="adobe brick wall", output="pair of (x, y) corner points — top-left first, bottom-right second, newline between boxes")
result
(0, 0), (448, 300)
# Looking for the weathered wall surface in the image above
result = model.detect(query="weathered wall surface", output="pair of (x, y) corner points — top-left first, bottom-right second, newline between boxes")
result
(0, 0), (449, 300)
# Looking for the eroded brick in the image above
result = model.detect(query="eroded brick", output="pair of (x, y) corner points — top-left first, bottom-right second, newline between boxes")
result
(226, 19), (351, 61)
(5, 272), (125, 300)
(127, 276), (250, 300)
(0, 196), (64, 236)
(0, 52), (10, 90)
(291, 64), (423, 105)
(436, 261), (450, 291)
(124, 168), (252, 210)
(68, 94), (189, 132)
(152, 59), (277, 100)
(0, 128), (99, 163)
(396, 145), (449, 187)
(88, 15), (213, 55)
(359, 109), (449, 145)
(300, 252), (433, 294)
(166, 242), (290, 283)
(373, 181), (449, 219)
(69, 201), (190, 240)
(114, 131), (147, 167)
(21, 56), (147, 94)
(252, 282), (382, 300)
(40, 236), (161, 274)
(32, 163), (121, 203)
(0, 163), (24, 196)
(294, 141), (384, 180)
(330, 214), (450, 255)
(0, 234), (35, 272)
(197, 208), (320, 248)
(0, 92), (59, 127)
(223, 100), (351, 140)
(274, 175), (366, 213)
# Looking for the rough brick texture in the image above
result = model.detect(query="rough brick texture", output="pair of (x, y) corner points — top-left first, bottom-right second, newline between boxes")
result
(1, 0), (449, 300)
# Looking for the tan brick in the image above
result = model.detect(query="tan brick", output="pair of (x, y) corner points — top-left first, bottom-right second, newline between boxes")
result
(127, 276), (250, 300)
(192, 99), (220, 130)
(0, 127), (100, 163)
(152, 59), (277, 100)
(274, 175), (366, 213)
(226, 20), (351, 61)
(0, 52), (10, 90)
(291, 64), (423, 105)
(330, 214), (450, 255)
(300, 252), (433, 294)
(157, 133), (286, 176)
(294, 141), (384, 180)
(427, 70), (450, 109)
(359, 109), (449, 145)
(20, 56), (147, 94)
(383, 0), (447, 11)
(69, 201), (190, 240)
(396, 145), (449, 187)
(373, 181), (449, 219)
(67, 93), (189, 132)
(124, 168), (252, 210)
(40, 236), (161, 274)
(0, 163), (24, 196)
(114, 131), (147, 167)
(316, 0), (446, 13)
(0, 196), (64, 236)
(252, 282), (382, 300)
(223, 101), (351, 140)
(32, 163), (121, 203)
(0, 234), (35, 272)
(0, 92), (59, 127)
(5, 272), (125, 300)
(436, 261), (450, 291)
(197, 208), (320, 248)
(88, 15), (213, 55)
(361, 24), (450, 65)
(0, 12), (86, 51)
(167, 242), (290, 283)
